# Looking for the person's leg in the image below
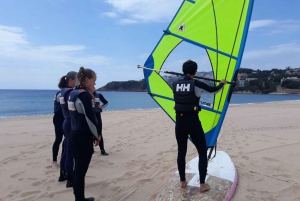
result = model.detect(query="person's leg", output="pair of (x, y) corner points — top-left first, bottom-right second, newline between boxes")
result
(188, 117), (210, 192)
(52, 114), (64, 167)
(73, 131), (94, 201)
(175, 113), (189, 184)
(97, 114), (108, 155)
(59, 138), (67, 181)
(64, 119), (74, 187)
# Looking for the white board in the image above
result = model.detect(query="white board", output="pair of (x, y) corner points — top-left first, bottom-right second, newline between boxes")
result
(157, 151), (238, 201)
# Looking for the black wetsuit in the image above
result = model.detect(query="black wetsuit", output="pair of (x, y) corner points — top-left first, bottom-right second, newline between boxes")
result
(173, 76), (224, 184)
(52, 91), (64, 162)
(60, 86), (74, 183)
(93, 92), (108, 153)
(69, 87), (98, 201)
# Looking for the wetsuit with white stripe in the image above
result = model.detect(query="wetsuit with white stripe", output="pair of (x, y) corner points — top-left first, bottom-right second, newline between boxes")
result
(69, 87), (98, 201)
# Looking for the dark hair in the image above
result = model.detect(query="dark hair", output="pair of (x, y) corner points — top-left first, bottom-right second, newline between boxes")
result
(182, 60), (197, 75)
(58, 71), (77, 89)
(77, 67), (96, 88)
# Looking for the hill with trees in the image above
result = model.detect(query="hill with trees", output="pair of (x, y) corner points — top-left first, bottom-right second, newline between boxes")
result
(235, 67), (300, 94)
(97, 80), (147, 92)
(97, 67), (300, 94)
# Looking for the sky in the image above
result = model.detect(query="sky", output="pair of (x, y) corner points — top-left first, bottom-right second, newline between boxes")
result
(0, 0), (300, 89)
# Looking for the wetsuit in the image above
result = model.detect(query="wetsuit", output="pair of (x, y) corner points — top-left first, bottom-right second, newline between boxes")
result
(93, 92), (108, 153)
(69, 87), (98, 201)
(59, 86), (74, 184)
(173, 76), (224, 184)
(52, 91), (64, 162)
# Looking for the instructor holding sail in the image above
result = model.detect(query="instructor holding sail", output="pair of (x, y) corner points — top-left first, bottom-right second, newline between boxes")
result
(172, 60), (227, 192)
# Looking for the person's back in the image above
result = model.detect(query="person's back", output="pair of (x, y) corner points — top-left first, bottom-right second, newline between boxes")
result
(52, 90), (64, 169)
(172, 60), (226, 192)
(68, 67), (100, 201)
(57, 71), (78, 188)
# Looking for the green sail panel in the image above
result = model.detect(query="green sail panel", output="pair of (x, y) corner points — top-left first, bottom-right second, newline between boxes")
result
(143, 0), (254, 147)
(168, 0), (250, 57)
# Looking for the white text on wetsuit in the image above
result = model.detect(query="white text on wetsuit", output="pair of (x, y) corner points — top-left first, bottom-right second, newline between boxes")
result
(176, 84), (190, 92)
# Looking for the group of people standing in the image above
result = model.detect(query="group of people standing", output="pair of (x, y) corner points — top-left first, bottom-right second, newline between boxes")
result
(50, 60), (227, 199)
(51, 67), (108, 201)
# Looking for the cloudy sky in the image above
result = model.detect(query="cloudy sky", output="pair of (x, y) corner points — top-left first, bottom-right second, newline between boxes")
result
(0, 0), (300, 89)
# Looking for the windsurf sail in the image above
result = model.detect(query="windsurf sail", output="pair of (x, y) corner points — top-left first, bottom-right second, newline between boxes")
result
(142, 0), (254, 148)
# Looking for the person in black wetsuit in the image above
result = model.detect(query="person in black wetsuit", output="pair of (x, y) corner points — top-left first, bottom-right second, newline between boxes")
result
(58, 71), (78, 188)
(92, 88), (109, 155)
(172, 60), (227, 193)
(52, 87), (64, 169)
(68, 67), (100, 201)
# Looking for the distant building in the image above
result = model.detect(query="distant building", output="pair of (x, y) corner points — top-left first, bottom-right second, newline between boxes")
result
(246, 78), (258, 81)
(237, 80), (245, 87)
(286, 68), (300, 75)
(281, 77), (300, 85)
(237, 73), (248, 80)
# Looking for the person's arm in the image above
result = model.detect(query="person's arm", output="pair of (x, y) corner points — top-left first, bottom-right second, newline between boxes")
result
(64, 90), (72, 102)
(99, 94), (108, 109)
(77, 93), (98, 138)
(195, 80), (224, 93)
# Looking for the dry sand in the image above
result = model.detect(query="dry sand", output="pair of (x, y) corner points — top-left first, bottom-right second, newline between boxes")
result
(0, 101), (300, 201)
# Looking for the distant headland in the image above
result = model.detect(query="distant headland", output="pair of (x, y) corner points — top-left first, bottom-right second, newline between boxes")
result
(97, 67), (300, 94)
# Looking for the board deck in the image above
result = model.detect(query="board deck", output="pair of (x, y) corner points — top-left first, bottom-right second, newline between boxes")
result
(157, 151), (238, 201)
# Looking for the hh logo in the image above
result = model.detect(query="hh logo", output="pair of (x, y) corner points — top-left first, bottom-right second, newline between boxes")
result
(176, 84), (190, 91)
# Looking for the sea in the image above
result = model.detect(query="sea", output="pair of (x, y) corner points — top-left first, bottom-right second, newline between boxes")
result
(0, 89), (300, 118)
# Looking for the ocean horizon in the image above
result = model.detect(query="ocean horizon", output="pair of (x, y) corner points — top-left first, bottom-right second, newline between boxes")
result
(0, 89), (299, 118)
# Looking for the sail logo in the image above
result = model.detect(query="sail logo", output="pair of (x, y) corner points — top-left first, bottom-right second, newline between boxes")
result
(177, 22), (185, 32)
(176, 83), (190, 91)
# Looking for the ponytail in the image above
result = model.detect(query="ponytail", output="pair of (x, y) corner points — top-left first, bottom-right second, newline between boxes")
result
(58, 71), (77, 89)
(77, 67), (96, 88)
(58, 76), (67, 89)
(77, 66), (96, 98)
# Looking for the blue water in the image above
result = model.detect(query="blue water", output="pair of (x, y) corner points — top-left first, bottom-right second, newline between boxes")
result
(0, 89), (299, 118)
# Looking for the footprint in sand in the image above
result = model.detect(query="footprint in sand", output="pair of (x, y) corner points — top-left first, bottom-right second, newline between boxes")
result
(10, 171), (24, 178)
(242, 156), (250, 160)
(20, 190), (41, 198)
(1, 190), (22, 199)
(110, 186), (121, 191)
(261, 157), (281, 162)
(32, 179), (47, 186)
(26, 162), (38, 166)
(138, 154), (147, 158)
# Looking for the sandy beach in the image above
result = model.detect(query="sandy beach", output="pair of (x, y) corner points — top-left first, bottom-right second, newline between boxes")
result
(1, 101), (300, 201)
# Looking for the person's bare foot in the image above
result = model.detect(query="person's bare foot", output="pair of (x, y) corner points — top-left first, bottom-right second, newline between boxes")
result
(200, 183), (210, 192)
(180, 180), (187, 188)
(52, 161), (58, 169)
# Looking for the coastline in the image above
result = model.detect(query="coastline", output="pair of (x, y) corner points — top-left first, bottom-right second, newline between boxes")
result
(98, 90), (300, 95)
(1, 99), (300, 119)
